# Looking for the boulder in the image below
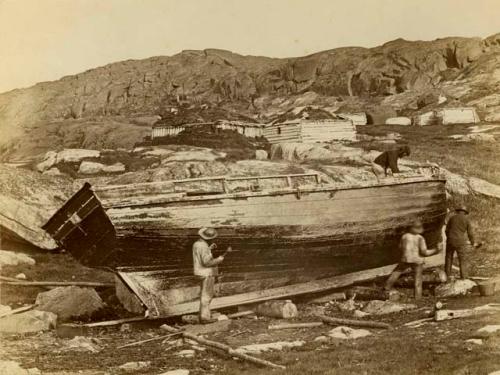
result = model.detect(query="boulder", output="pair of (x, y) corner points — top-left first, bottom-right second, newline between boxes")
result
(56, 149), (100, 163)
(36, 151), (57, 172)
(35, 286), (105, 320)
(449, 133), (496, 142)
(362, 300), (416, 315)
(159, 370), (190, 375)
(78, 161), (125, 174)
(328, 326), (371, 339)
(385, 117), (412, 126)
(0, 361), (40, 375)
(119, 361), (151, 372)
(63, 336), (102, 353)
(162, 150), (225, 163)
(435, 279), (476, 297)
(255, 149), (268, 160)
(0, 250), (36, 267)
(255, 300), (298, 319)
(0, 310), (57, 333)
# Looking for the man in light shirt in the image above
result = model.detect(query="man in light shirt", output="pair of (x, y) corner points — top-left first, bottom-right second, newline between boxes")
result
(193, 227), (226, 323)
(384, 220), (442, 299)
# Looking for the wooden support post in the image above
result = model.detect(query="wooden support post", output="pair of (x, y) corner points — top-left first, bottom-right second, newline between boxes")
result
(161, 324), (285, 370)
(414, 264), (423, 300)
(317, 314), (391, 329)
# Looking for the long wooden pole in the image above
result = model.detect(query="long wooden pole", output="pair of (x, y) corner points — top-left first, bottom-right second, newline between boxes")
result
(0, 280), (113, 288)
(161, 324), (285, 370)
(317, 314), (392, 330)
(117, 332), (182, 349)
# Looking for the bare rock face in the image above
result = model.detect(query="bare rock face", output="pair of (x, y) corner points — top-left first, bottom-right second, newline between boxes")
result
(78, 161), (126, 174)
(0, 310), (57, 333)
(35, 286), (105, 321)
(0, 164), (74, 249)
(55, 149), (100, 163)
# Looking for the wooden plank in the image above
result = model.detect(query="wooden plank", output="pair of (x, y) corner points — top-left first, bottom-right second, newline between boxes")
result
(0, 304), (36, 319)
(0, 281), (113, 287)
(153, 254), (443, 317)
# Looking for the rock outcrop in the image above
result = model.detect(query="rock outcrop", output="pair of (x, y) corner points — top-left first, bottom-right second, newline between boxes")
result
(35, 286), (105, 321)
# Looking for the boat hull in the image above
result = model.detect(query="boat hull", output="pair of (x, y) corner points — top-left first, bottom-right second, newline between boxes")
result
(43, 178), (447, 272)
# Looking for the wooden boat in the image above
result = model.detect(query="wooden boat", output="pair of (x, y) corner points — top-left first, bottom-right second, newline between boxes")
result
(43, 172), (447, 316)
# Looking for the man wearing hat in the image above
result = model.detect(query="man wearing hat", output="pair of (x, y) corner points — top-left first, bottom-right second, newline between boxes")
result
(445, 205), (477, 279)
(193, 227), (226, 323)
(384, 220), (442, 299)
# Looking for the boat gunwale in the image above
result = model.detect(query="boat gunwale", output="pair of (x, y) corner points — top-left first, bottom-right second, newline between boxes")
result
(101, 176), (446, 209)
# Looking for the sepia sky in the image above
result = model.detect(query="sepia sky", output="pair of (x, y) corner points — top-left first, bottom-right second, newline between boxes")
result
(0, 0), (498, 93)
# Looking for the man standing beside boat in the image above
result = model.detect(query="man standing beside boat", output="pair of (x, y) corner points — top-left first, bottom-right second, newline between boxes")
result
(193, 227), (226, 323)
(444, 205), (479, 279)
(384, 220), (442, 299)
(372, 145), (411, 179)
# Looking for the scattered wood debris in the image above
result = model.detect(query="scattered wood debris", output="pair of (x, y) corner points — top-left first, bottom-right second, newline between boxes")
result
(160, 324), (286, 370)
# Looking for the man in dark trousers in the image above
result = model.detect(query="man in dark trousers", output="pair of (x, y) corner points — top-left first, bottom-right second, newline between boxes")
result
(372, 145), (411, 179)
(445, 205), (478, 279)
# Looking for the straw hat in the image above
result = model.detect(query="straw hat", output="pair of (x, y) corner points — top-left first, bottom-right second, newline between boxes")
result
(455, 205), (469, 214)
(198, 227), (218, 240)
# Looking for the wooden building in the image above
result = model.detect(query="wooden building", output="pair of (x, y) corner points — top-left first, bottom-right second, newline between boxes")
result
(151, 120), (265, 140)
(414, 107), (480, 126)
(263, 119), (356, 144)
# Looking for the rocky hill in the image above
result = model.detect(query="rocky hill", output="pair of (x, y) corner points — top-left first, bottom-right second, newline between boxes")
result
(0, 33), (499, 160)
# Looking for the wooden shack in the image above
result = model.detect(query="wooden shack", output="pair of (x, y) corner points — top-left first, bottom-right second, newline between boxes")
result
(263, 119), (356, 144)
(151, 120), (264, 140)
(414, 107), (480, 126)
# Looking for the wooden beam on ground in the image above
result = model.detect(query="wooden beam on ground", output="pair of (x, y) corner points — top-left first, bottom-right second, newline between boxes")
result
(268, 322), (323, 330)
(117, 332), (182, 349)
(227, 310), (254, 319)
(160, 324), (285, 370)
(434, 304), (500, 321)
(0, 304), (36, 319)
(0, 280), (114, 288)
(157, 255), (443, 317)
(81, 316), (147, 327)
(317, 314), (391, 330)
